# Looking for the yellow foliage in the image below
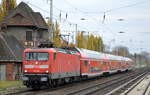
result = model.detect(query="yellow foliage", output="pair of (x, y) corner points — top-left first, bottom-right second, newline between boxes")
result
(47, 20), (63, 47)
(47, 19), (52, 28)
(53, 21), (62, 47)
(77, 32), (104, 52)
(68, 43), (75, 47)
(76, 32), (87, 48)
(0, 0), (16, 21)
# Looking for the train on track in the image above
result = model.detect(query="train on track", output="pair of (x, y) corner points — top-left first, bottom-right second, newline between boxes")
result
(22, 47), (133, 89)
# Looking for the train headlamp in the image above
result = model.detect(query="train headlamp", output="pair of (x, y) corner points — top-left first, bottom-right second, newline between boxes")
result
(24, 70), (27, 72)
(46, 70), (49, 73)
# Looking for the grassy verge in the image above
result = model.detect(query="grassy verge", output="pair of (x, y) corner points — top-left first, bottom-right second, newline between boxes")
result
(0, 81), (23, 91)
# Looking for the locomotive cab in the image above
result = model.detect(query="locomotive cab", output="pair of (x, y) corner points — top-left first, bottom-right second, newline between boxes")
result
(22, 48), (55, 88)
(22, 48), (80, 89)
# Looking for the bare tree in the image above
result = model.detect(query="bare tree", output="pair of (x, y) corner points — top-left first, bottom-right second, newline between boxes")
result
(112, 46), (130, 57)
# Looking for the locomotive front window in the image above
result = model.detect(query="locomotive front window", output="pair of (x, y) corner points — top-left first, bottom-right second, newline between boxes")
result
(26, 52), (49, 61)
(37, 53), (49, 61)
(26, 52), (37, 61)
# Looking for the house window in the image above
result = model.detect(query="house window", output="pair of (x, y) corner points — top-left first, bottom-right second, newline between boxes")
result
(26, 31), (32, 41)
(0, 64), (6, 80)
(38, 31), (43, 39)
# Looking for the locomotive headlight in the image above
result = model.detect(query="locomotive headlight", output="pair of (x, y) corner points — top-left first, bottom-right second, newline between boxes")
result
(46, 70), (49, 73)
(24, 70), (27, 72)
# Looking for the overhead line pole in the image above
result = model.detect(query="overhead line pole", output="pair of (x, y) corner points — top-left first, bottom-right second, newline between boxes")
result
(50, 0), (53, 42)
(75, 24), (78, 45)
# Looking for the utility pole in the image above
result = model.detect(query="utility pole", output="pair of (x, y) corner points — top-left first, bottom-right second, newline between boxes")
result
(75, 24), (78, 45)
(49, 0), (53, 42)
(134, 53), (137, 65)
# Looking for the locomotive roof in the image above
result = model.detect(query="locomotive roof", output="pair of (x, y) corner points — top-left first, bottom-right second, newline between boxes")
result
(24, 48), (55, 52)
(24, 47), (132, 62)
(24, 48), (79, 55)
(76, 48), (132, 62)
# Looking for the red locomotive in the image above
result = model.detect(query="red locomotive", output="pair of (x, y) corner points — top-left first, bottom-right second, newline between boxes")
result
(22, 47), (133, 89)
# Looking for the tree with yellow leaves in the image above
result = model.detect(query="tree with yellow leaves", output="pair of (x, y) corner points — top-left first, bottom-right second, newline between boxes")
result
(47, 19), (75, 47)
(68, 43), (75, 47)
(0, 0), (16, 21)
(77, 32), (104, 52)
(76, 32), (84, 48)
(53, 21), (62, 47)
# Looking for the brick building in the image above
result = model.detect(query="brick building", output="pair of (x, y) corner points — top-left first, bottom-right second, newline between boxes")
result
(0, 32), (24, 80)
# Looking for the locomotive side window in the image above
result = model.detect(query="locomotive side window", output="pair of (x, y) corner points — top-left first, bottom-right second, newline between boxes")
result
(26, 52), (49, 61)
(84, 61), (88, 66)
(54, 52), (57, 60)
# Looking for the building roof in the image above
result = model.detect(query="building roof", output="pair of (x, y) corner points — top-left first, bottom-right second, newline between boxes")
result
(0, 2), (48, 29)
(0, 32), (25, 62)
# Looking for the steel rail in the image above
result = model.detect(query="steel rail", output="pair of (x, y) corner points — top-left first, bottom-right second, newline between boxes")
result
(106, 71), (149, 95)
(65, 69), (149, 95)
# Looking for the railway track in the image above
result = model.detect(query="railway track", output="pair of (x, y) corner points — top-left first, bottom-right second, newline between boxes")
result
(144, 80), (150, 95)
(5, 68), (149, 95)
(106, 71), (149, 95)
(65, 68), (149, 95)
(116, 72), (150, 95)
(4, 72), (131, 95)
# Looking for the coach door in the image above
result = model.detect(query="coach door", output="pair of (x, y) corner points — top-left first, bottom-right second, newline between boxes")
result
(0, 64), (6, 80)
(81, 60), (90, 73)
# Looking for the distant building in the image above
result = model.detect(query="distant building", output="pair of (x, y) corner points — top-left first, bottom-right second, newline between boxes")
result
(0, 32), (24, 80)
(0, 2), (49, 47)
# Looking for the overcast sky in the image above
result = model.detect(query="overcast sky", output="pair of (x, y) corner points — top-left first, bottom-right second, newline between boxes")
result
(16, 0), (150, 54)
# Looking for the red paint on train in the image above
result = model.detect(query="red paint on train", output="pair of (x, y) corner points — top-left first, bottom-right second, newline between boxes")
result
(22, 48), (133, 89)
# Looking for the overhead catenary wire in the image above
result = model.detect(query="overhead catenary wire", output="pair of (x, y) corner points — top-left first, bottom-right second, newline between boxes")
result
(34, 0), (150, 31)
(105, 0), (150, 13)
(22, 0), (150, 15)
(62, 0), (150, 14)
(24, 0), (150, 37)
(24, 0), (150, 25)
(62, 0), (85, 13)
(15, 0), (150, 53)
(61, 0), (150, 25)
(54, 0), (150, 29)
(26, 1), (91, 33)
